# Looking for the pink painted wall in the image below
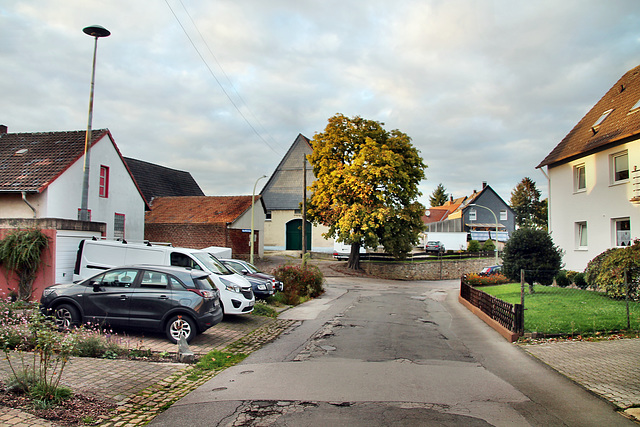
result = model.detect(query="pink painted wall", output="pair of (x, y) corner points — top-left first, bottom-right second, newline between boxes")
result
(0, 228), (56, 302)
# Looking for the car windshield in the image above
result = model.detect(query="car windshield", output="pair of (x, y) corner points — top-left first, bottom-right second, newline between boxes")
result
(192, 252), (234, 275)
(244, 262), (260, 274)
(428, 241), (438, 245)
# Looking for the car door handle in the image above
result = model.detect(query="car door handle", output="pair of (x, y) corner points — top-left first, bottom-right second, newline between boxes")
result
(119, 295), (128, 300)
(159, 295), (168, 299)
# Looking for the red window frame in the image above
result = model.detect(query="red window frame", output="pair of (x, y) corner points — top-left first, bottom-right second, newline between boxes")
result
(99, 165), (109, 198)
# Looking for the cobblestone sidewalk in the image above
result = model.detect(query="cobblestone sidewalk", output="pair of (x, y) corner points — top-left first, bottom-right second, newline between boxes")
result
(0, 316), (297, 426)
(521, 338), (640, 419)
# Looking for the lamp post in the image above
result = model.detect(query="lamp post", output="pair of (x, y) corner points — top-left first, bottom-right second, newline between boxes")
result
(79, 25), (110, 221)
(468, 204), (499, 265)
(250, 175), (267, 265)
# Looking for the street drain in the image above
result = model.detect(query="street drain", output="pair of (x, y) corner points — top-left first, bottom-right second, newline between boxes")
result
(240, 370), (254, 374)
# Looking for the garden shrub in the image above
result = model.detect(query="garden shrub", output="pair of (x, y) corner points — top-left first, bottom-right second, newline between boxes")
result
(467, 240), (481, 253)
(585, 241), (640, 299)
(565, 270), (578, 283)
(555, 270), (570, 288)
(574, 272), (588, 290)
(273, 264), (324, 305)
(481, 239), (496, 252)
(463, 273), (510, 286)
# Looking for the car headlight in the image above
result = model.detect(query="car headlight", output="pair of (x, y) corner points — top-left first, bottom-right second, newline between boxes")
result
(257, 284), (267, 290)
(220, 277), (241, 293)
(42, 288), (56, 298)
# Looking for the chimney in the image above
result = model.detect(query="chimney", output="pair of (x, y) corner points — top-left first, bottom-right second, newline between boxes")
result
(482, 181), (487, 189)
(0, 125), (7, 134)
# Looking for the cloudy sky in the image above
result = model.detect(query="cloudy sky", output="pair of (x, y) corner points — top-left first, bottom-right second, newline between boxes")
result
(1, 1), (639, 204)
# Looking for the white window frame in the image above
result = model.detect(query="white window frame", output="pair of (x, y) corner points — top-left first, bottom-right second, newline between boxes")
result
(500, 210), (507, 221)
(610, 151), (629, 184)
(576, 221), (588, 249)
(574, 163), (586, 192)
(613, 217), (631, 247)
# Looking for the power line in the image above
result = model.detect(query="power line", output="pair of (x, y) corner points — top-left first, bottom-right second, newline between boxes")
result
(163, 0), (283, 155)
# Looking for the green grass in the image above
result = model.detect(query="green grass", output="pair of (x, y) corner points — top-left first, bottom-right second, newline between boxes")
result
(481, 283), (640, 335)
(185, 350), (247, 381)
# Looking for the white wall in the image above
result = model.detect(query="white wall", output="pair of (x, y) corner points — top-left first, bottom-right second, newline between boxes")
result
(548, 141), (640, 271)
(45, 135), (145, 241)
(263, 209), (333, 251)
(230, 201), (265, 258)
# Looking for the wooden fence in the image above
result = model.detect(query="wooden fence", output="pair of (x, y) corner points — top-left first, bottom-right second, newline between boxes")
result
(460, 280), (524, 334)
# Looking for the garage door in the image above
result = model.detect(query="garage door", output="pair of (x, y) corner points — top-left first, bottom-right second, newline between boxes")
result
(55, 231), (101, 284)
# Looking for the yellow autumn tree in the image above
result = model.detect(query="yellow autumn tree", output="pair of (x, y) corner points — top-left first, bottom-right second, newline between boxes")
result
(306, 114), (427, 269)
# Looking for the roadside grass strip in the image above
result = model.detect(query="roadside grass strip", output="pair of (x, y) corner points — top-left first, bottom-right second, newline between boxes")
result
(481, 283), (640, 335)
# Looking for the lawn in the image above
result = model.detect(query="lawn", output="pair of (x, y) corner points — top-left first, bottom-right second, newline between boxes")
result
(481, 283), (640, 335)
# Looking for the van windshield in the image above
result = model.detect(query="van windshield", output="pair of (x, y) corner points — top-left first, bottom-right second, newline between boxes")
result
(192, 252), (233, 275)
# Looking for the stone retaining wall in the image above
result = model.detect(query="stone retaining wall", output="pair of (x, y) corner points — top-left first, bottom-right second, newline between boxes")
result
(361, 257), (499, 280)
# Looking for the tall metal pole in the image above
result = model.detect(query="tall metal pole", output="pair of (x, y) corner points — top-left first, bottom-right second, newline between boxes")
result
(302, 156), (307, 259)
(79, 25), (110, 221)
(250, 175), (267, 265)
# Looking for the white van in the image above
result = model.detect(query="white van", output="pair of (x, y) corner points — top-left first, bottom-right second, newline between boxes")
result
(73, 239), (254, 315)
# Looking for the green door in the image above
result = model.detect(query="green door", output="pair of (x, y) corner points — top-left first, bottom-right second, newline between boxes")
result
(286, 219), (311, 250)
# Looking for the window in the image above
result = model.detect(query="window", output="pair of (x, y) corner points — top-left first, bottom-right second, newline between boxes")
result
(574, 164), (586, 192)
(630, 98), (640, 114)
(114, 213), (125, 240)
(265, 210), (272, 221)
(99, 166), (109, 198)
(576, 222), (588, 249)
(77, 209), (91, 221)
(593, 109), (613, 128)
(469, 209), (477, 221)
(614, 218), (631, 247)
(611, 151), (629, 183)
(500, 210), (507, 221)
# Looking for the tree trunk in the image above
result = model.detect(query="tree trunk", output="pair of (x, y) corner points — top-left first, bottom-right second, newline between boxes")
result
(347, 242), (361, 270)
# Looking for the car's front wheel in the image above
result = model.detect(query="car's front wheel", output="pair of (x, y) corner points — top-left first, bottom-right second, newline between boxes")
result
(166, 315), (197, 343)
(54, 304), (80, 329)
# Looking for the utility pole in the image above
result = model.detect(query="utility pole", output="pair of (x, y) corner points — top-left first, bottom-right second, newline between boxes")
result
(302, 156), (307, 258)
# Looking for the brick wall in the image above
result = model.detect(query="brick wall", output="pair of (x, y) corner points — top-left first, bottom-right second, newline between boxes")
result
(144, 224), (257, 259)
(361, 257), (499, 280)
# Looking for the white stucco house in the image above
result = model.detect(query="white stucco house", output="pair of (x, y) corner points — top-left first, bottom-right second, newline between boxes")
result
(0, 126), (147, 283)
(537, 65), (640, 271)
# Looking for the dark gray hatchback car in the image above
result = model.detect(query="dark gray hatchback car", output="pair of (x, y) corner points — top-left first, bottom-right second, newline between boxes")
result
(40, 265), (223, 343)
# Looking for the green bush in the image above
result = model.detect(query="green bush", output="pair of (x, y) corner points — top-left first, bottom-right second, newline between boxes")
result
(467, 240), (481, 253)
(555, 270), (570, 288)
(574, 272), (588, 290)
(585, 241), (640, 299)
(481, 239), (496, 252)
(502, 228), (563, 291)
(273, 264), (324, 305)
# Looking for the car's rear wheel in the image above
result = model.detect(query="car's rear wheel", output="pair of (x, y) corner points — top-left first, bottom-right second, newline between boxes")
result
(166, 315), (197, 343)
(54, 304), (80, 329)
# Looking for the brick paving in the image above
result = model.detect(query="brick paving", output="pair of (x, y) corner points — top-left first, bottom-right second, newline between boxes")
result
(0, 315), (297, 427)
(521, 338), (640, 410)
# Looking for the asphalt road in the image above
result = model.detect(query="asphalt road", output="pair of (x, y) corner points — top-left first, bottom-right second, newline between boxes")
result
(151, 276), (633, 426)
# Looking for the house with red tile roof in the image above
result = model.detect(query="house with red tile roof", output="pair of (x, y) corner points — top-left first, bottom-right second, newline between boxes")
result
(538, 64), (640, 271)
(0, 126), (147, 297)
(144, 195), (265, 258)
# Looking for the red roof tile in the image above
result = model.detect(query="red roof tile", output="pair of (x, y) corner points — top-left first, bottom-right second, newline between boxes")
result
(146, 196), (257, 224)
(0, 129), (108, 192)
(538, 65), (640, 168)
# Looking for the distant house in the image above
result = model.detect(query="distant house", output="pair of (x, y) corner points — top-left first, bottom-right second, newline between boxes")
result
(124, 157), (204, 204)
(0, 126), (147, 297)
(260, 134), (333, 252)
(538, 64), (640, 271)
(144, 195), (265, 259)
(424, 183), (515, 249)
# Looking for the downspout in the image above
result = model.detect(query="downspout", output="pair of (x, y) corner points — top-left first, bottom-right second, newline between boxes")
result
(21, 192), (36, 218)
(538, 167), (551, 232)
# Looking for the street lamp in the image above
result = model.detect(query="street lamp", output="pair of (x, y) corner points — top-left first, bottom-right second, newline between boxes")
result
(79, 25), (110, 221)
(250, 175), (267, 265)
(468, 204), (499, 265)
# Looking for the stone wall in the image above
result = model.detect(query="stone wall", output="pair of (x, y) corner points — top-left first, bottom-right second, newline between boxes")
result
(361, 257), (499, 280)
